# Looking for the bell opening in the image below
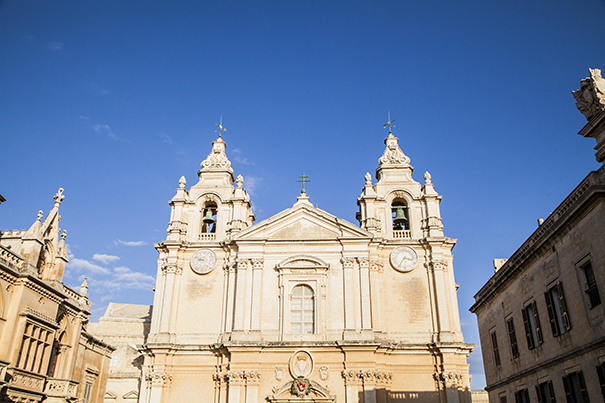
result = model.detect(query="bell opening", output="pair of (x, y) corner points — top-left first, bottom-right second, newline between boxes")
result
(391, 200), (409, 231)
(201, 205), (217, 233)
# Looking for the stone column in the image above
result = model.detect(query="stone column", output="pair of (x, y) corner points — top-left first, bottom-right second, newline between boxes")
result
(223, 259), (237, 333)
(361, 371), (377, 403)
(159, 265), (179, 333)
(227, 371), (245, 403)
(250, 260), (264, 332)
(342, 258), (355, 333)
(342, 370), (362, 403)
(430, 260), (452, 340)
(233, 260), (249, 331)
(145, 371), (172, 403)
(244, 371), (261, 403)
(358, 258), (372, 331)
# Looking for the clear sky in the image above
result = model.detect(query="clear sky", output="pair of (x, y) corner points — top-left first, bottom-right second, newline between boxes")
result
(1, 0), (604, 390)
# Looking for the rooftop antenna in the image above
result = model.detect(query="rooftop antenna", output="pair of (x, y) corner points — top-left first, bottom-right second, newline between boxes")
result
(215, 115), (227, 138)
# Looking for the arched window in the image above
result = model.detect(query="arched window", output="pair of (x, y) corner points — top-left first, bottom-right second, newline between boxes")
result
(291, 285), (314, 334)
(391, 200), (409, 230)
(200, 204), (217, 234)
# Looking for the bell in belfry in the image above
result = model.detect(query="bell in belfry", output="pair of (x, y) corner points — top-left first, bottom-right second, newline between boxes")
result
(392, 205), (408, 230)
(203, 209), (215, 225)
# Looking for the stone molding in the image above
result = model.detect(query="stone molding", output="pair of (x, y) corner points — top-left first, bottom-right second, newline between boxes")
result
(7, 368), (46, 393)
(214, 370), (261, 386)
(44, 378), (78, 398)
(434, 370), (465, 389)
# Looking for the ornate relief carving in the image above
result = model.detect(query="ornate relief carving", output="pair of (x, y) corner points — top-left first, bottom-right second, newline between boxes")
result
(341, 258), (354, 269)
(222, 370), (261, 386)
(434, 371), (464, 389)
(145, 371), (172, 387)
(379, 134), (410, 166)
(319, 365), (329, 381)
(430, 260), (448, 272)
(370, 260), (384, 272)
(573, 68), (605, 120)
(8, 369), (45, 392)
(289, 350), (313, 378)
(237, 260), (249, 270)
(162, 264), (182, 275)
(341, 370), (391, 386)
(357, 257), (370, 269)
(201, 138), (231, 169)
(275, 365), (285, 381)
(252, 259), (264, 270)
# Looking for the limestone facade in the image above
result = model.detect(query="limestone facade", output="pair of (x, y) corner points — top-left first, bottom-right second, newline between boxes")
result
(0, 190), (113, 403)
(95, 128), (473, 403)
(471, 70), (605, 403)
(88, 304), (151, 403)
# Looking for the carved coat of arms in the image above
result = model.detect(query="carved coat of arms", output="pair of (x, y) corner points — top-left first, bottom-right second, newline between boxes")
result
(291, 376), (311, 397)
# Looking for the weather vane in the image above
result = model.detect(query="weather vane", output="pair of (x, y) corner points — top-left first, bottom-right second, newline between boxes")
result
(297, 173), (310, 194)
(215, 115), (226, 138)
(383, 111), (395, 134)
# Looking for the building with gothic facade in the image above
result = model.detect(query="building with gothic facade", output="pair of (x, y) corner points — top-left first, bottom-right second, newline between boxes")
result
(0, 190), (113, 403)
(92, 126), (473, 403)
(470, 69), (605, 403)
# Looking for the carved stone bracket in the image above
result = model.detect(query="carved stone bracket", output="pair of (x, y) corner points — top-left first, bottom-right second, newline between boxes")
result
(430, 260), (449, 272)
(357, 258), (370, 269)
(434, 371), (464, 389)
(162, 264), (182, 275)
(252, 259), (264, 270)
(341, 258), (354, 269)
(221, 370), (260, 386)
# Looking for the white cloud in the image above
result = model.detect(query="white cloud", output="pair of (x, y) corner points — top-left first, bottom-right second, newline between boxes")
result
(49, 41), (64, 51)
(93, 124), (117, 140)
(161, 134), (174, 145)
(243, 176), (261, 195)
(87, 267), (155, 291)
(92, 254), (120, 264)
(114, 239), (148, 247)
(67, 258), (110, 275)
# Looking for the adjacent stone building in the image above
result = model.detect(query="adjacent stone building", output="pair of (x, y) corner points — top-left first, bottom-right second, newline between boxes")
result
(94, 122), (473, 403)
(470, 69), (605, 403)
(0, 190), (114, 403)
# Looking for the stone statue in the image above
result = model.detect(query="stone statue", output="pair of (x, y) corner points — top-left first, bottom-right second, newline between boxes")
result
(572, 68), (605, 120)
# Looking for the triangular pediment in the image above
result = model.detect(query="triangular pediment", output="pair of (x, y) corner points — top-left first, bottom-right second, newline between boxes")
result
(235, 200), (371, 241)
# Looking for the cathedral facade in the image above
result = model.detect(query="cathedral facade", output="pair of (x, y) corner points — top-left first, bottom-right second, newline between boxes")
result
(120, 128), (472, 403)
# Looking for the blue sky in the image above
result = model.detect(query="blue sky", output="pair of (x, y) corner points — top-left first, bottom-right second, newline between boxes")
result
(1, 0), (604, 389)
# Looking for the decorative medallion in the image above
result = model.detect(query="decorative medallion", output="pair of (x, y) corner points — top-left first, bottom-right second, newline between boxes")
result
(389, 246), (418, 273)
(289, 350), (313, 378)
(291, 376), (311, 397)
(190, 248), (217, 275)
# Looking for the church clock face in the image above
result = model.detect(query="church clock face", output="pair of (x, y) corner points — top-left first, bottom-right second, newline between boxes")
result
(190, 248), (217, 275)
(390, 246), (418, 273)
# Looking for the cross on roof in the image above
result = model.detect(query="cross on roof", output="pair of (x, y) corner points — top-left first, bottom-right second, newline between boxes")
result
(297, 173), (310, 194)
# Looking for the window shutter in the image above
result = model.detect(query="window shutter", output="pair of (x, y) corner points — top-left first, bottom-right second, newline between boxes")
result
(532, 301), (543, 344)
(536, 385), (544, 403)
(597, 364), (605, 400)
(562, 376), (572, 403)
(557, 282), (571, 331)
(522, 307), (533, 349)
(545, 289), (559, 336)
(547, 381), (556, 403)
(577, 371), (590, 403)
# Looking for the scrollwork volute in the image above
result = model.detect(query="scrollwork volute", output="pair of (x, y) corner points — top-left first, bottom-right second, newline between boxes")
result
(379, 134), (410, 166)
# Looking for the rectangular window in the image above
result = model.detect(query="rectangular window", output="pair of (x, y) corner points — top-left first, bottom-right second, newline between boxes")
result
(16, 322), (52, 374)
(515, 388), (530, 403)
(596, 364), (605, 402)
(507, 317), (520, 359)
(500, 395), (508, 403)
(522, 301), (543, 349)
(545, 282), (571, 336)
(536, 381), (556, 403)
(491, 331), (501, 367)
(562, 371), (589, 403)
(581, 261), (601, 309)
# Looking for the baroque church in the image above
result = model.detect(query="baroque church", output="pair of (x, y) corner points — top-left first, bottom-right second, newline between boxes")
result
(91, 125), (473, 403)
